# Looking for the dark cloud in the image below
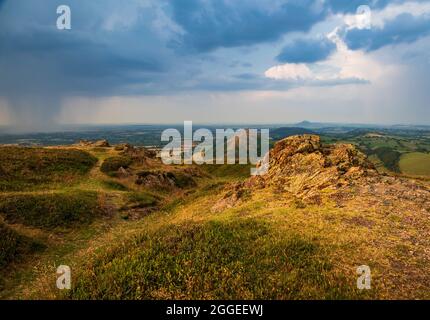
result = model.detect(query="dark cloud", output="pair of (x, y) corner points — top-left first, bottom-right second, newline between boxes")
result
(169, 0), (327, 52)
(276, 37), (336, 63)
(344, 13), (430, 51)
(0, 0), (412, 129)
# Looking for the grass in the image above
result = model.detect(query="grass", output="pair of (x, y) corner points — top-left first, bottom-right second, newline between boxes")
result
(1, 140), (429, 300)
(100, 156), (133, 175)
(399, 152), (430, 176)
(0, 191), (101, 229)
(372, 147), (401, 172)
(124, 192), (159, 209)
(101, 180), (129, 191)
(0, 147), (97, 191)
(201, 164), (252, 179)
(0, 223), (34, 268)
(68, 219), (359, 300)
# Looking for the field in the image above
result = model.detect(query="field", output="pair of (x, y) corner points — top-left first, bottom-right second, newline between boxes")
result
(399, 152), (430, 176)
(320, 129), (430, 178)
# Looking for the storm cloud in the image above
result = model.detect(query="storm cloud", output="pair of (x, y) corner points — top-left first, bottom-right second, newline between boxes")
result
(0, 0), (428, 129)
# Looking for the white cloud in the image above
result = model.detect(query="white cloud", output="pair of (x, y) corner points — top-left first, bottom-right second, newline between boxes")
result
(264, 63), (313, 80)
(264, 25), (398, 84)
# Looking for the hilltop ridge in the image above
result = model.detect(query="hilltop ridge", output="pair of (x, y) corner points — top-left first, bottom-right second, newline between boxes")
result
(214, 135), (430, 212)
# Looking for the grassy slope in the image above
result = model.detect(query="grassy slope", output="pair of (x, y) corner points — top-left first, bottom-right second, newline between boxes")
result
(0, 147), (97, 191)
(1, 147), (429, 299)
(63, 164), (429, 300)
(12, 165), (374, 300)
(0, 191), (100, 229)
(399, 152), (430, 176)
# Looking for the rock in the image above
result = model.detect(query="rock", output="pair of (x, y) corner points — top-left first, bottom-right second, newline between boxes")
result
(77, 139), (110, 147)
(77, 139), (91, 146)
(117, 166), (132, 178)
(211, 182), (249, 212)
(213, 135), (378, 210)
(135, 170), (196, 189)
(93, 139), (110, 147)
(114, 143), (133, 151)
(121, 146), (157, 165)
(251, 135), (376, 195)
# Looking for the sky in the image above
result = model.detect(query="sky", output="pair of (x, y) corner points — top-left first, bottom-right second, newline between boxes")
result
(0, 0), (429, 130)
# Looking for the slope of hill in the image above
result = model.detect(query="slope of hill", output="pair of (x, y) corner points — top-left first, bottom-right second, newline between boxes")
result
(1, 136), (430, 299)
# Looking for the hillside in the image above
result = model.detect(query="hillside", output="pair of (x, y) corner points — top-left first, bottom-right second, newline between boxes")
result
(1, 136), (430, 299)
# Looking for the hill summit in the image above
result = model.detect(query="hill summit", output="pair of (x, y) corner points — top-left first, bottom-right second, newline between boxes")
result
(251, 135), (375, 196)
(213, 134), (430, 211)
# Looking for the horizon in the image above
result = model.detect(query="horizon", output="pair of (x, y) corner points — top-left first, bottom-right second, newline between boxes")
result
(0, 120), (430, 136)
(1, 120), (430, 135)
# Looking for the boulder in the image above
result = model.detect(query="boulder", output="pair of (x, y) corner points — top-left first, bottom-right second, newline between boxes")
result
(93, 139), (110, 147)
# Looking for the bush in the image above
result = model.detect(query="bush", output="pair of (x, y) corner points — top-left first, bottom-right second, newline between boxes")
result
(100, 156), (132, 175)
(0, 191), (100, 229)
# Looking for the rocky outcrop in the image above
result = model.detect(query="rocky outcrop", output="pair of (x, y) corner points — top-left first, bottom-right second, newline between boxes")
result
(77, 139), (110, 147)
(135, 170), (197, 189)
(213, 135), (430, 213)
(213, 135), (380, 211)
(246, 135), (376, 197)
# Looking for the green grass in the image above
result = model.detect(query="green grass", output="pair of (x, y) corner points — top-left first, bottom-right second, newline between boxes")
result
(0, 223), (28, 268)
(201, 164), (252, 179)
(68, 219), (360, 300)
(0, 222), (43, 269)
(399, 152), (430, 176)
(124, 192), (159, 209)
(372, 147), (401, 172)
(101, 180), (129, 191)
(0, 147), (97, 191)
(100, 156), (133, 175)
(0, 191), (101, 229)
